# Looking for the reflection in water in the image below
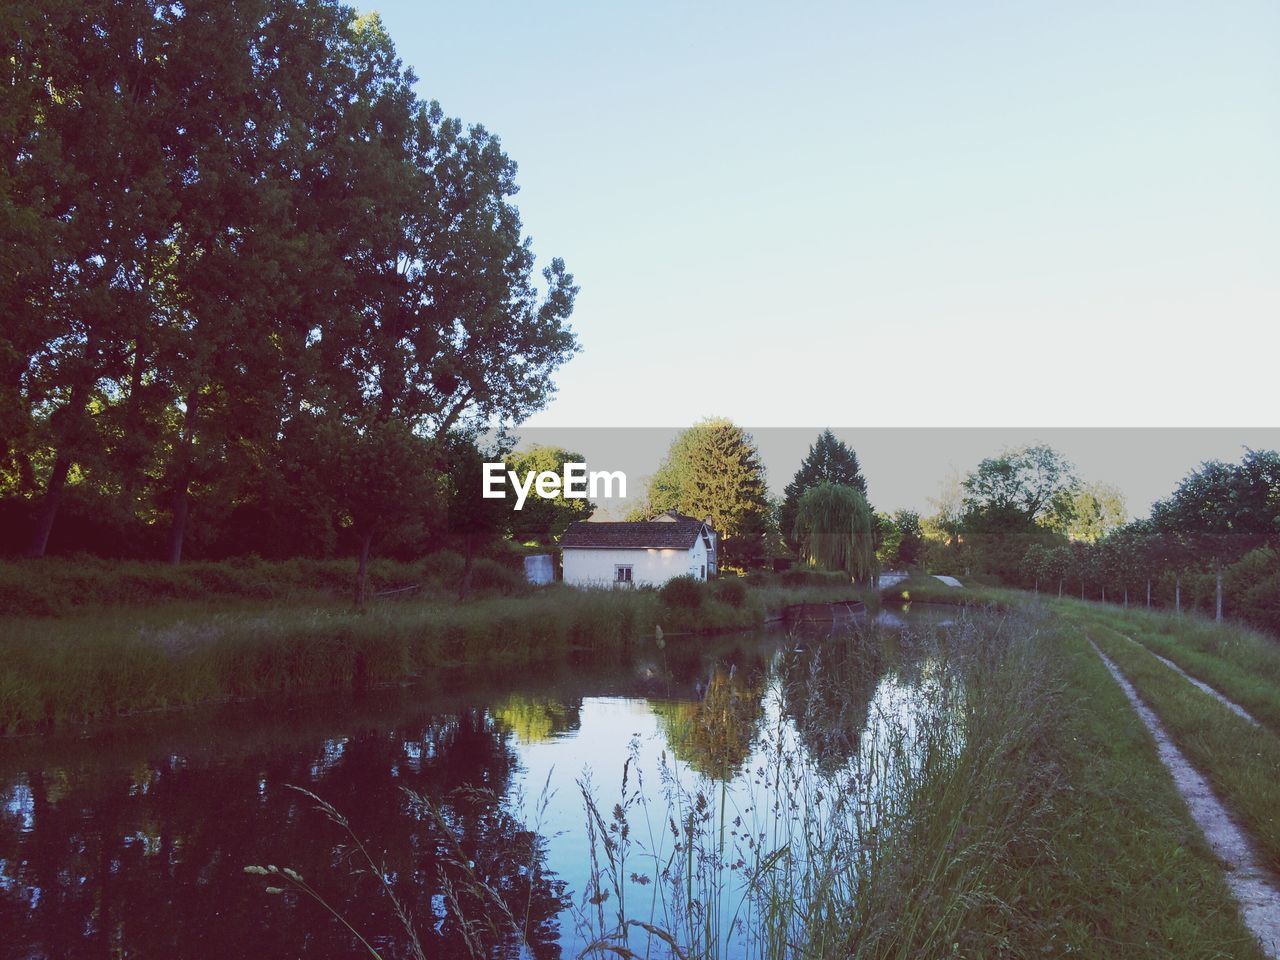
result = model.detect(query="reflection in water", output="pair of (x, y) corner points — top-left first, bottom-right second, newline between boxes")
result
(650, 659), (767, 781)
(0, 606), (975, 960)
(491, 695), (582, 745)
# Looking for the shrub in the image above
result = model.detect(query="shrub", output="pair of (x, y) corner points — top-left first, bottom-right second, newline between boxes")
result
(469, 558), (525, 595)
(659, 575), (705, 610)
(781, 568), (849, 589)
(713, 577), (748, 608)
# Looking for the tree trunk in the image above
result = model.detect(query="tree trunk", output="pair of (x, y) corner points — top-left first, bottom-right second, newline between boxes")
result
(26, 451), (73, 558)
(166, 391), (199, 565)
(1033, 576), (1039, 594)
(354, 532), (372, 609)
(459, 533), (476, 600)
(25, 380), (90, 558)
(1146, 578), (1151, 608)
(1057, 579), (1063, 598)
(1101, 585), (1106, 604)
(1124, 587), (1129, 608)
(1214, 560), (1223, 623)
(1175, 573), (1182, 613)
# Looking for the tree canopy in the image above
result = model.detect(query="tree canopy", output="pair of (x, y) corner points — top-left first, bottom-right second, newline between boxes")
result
(2, 0), (577, 573)
(792, 483), (877, 583)
(780, 430), (868, 551)
(962, 445), (1077, 526)
(643, 418), (772, 567)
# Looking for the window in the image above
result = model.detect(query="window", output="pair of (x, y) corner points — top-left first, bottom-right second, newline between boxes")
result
(614, 565), (633, 584)
(701, 565), (706, 580)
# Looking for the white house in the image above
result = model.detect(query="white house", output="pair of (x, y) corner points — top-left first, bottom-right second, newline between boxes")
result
(560, 511), (717, 587)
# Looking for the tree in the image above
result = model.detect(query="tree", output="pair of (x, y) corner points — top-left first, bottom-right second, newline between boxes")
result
(290, 415), (439, 607)
(503, 446), (594, 544)
(963, 445), (1078, 527)
(792, 483), (877, 584)
(879, 509), (924, 569)
(780, 430), (868, 552)
(1021, 543), (1048, 592)
(1054, 482), (1127, 544)
(440, 433), (511, 599)
(1152, 452), (1280, 621)
(3, 1), (578, 571)
(645, 418), (771, 567)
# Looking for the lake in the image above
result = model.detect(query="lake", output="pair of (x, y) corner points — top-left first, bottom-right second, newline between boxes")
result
(0, 603), (973, 959)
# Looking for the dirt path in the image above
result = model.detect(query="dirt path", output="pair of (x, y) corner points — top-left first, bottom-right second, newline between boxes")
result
(1091, 640), (1280, 957)
(1119, 633), (1261, 727)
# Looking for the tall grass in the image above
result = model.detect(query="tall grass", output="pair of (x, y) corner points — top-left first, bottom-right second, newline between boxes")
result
(0, 573), (866, 733)
(0, 588), (649, 733)
(599, 614), (1057, 959)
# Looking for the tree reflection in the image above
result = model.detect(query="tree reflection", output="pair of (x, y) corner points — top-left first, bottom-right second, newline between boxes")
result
(650, 662), (767, 781)
(0, 707), (569, 959)
(781, 634), (886, 775)
(490, 695), (581, 744)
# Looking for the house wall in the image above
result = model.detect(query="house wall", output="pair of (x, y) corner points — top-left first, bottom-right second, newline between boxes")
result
(563, 538), (708, 587)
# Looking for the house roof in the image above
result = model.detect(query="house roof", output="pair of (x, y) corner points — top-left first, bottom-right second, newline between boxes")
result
(560, 519), (707, 550)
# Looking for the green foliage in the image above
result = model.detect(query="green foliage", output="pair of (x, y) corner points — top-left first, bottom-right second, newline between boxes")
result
(1051, 482), (1128, 543)
(712, 576), (748, 608)
(792, 483), (876, 583)
(644, 418), (772, 567)
(963, 444), (1078, 527)
(877, 509), (925, 568)
(780, 430), (868, 552)
(4, 0), (577, 566)
(658, 575), (706, 610)
(503, 446), (594, 544)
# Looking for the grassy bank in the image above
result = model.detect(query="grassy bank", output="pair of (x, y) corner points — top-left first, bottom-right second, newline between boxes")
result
(1083, 618), (1280, 875)
(878, 573), (1015, 609)
(1062, 599), (1280, 734)
(828, 608), (1261, 958)
(0, 559), (861, 734)
(0, 553), (524, 616)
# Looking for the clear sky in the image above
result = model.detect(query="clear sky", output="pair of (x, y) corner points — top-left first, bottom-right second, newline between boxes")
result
(372, 0), (1279, 435)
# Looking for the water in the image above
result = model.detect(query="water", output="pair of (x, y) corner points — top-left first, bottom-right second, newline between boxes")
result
(0, 605), (970, 959)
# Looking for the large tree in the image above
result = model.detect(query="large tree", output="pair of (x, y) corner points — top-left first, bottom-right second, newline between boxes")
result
(780, 430), (867, 552)
(1151, 450), (1280, 621)
(3, 1), (578, 571)
(962, 444), (1078, 527)
(644, 418), (771, 567)
(792, 483), (877, 584)
(504, 445), (594, 545)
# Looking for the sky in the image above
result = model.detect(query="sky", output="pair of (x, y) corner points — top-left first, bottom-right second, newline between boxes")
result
(372, 2), (1279, 507)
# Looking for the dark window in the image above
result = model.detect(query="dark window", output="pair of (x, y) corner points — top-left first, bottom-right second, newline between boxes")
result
(615, 565), (633, 583)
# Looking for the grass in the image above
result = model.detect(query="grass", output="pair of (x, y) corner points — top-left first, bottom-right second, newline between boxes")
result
(1084, 618), (1280, 876)
(1060, 598), (1280, 734)
(1034, 616), (1267, 958)
(0, 559), (863, 734)
(0, 553), (522, 616)
(878, 573), (1016, 610)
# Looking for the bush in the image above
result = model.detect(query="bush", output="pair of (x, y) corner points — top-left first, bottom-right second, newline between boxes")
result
(659, 575), (706, 610)
(781, 568), (849, 589)
(468, 558), (525, 595)
(713, 577), (748, 608)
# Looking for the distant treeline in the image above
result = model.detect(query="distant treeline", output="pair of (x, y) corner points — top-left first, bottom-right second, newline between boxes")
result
(2, 1), (577, 574)
(919, 447), (1280, 637)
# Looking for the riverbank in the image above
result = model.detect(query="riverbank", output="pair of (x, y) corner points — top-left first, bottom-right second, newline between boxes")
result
(0, 558), (864, 734)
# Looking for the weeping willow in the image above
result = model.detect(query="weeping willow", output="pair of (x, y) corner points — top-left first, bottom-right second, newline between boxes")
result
(793, 482), (878, 583)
